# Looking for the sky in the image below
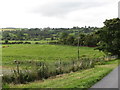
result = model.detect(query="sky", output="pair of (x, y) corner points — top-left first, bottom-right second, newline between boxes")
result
(0, 0), (119, 28)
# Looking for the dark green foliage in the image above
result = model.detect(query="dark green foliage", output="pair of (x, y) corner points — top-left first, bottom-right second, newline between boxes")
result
(59, 32), (99, 47)
(24, 42), (31, 44)
(2, 41), (32, 44)
(35, 42), (40, 44)
(96, 18), (120, 58)
(59, 32), (69, 44)
(5, 40), (9, 44)
(83, 34), (99, 47)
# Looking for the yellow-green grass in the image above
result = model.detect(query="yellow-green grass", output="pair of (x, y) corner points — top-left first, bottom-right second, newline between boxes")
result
(2, 44), (104, 67)
(8, 60), (118, 88)
(0, 29), (17, 31)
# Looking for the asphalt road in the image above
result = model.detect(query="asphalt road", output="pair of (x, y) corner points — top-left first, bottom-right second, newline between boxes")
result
(91, 65), (120, 89)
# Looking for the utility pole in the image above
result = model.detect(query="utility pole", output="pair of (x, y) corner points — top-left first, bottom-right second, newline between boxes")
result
(77, 27), (80, 61)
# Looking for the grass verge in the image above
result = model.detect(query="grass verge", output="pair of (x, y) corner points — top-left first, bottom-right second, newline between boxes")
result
(7, 59), (118, 88)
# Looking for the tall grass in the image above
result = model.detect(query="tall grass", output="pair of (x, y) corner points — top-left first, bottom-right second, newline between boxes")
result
(3, 56), (110, 84)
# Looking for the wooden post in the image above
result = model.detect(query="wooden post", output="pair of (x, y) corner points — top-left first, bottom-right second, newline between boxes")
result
(77, 29), (80, 61)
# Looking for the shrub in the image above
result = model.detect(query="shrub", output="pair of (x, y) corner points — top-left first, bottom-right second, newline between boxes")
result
(24, 42), (31, 44)
(5, 40), (9, 44)
(35, 42), (40, 44)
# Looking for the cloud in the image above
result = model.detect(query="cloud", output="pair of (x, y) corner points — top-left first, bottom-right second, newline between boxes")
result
(0, 0), (119, 28)
(32, 0), (108, 17)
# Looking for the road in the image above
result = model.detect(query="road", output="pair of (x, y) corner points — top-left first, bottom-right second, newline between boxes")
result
(91, 65), (120, 89)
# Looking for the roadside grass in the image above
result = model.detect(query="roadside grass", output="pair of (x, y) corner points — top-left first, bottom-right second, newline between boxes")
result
(2, 44), (104, 67)
(8, 59), (118, 88)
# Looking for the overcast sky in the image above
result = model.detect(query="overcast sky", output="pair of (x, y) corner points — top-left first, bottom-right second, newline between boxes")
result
(0, 0), (119, 28)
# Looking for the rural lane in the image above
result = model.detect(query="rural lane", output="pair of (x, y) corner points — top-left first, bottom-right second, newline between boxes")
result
(91, 65), (120, 88)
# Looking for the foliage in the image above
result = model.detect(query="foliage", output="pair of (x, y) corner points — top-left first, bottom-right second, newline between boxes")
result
(96, 18), (120, 58)
(59, 32), (99, 47)
(2, 27), (99, 42)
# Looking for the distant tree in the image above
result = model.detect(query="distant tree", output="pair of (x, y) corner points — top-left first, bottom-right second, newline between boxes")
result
(97, 18), (120, 57)
(66, 35), (75, 45)
(84, 34), (99, 47)
(72, 26), (79, 29)
(74, 33), (86, 46)
(59, 32), (69, 44)
(79, 34), (86, 46)
(51, 37), (54, 40)
(5, 40), (9, 44)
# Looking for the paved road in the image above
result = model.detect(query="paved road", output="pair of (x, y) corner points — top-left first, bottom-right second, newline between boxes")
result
(91, 65), (120, 88)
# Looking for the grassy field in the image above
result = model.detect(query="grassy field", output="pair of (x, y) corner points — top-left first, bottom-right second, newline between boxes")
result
(2, 44), (118, 89)
(2, 44), (104, 67)
(7, 60), (118, 88)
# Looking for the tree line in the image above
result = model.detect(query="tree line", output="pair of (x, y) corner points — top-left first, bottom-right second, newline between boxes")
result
(59, 32), (99, 47)
(2, 26), (99, 41)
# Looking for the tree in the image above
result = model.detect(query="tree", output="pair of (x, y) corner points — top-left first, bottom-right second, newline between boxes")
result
(5, 40), (9, 44)
(74, 33), (86, 46)
(97, 18), (120, 57)
(59, 32), (69, 44)
(51, 37), (54, 40)
(84, 34), (99, 47)
(79, 33), (86, 46)
(66, 35), (75, 45)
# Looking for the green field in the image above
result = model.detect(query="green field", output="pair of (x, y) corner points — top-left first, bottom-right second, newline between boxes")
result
(2, 44), (104, 67)
(8, 60), (118, 88)
(2, 44), (119, 89)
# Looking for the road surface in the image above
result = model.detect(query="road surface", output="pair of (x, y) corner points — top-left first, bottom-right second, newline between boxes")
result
(91, 65), (120, 89)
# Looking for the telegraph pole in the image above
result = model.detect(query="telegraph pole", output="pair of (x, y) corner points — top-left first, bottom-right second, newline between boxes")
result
(77, 27), (80, 61)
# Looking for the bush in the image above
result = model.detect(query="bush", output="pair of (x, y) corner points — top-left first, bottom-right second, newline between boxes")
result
(35, 42), (40, 44)
(5, 40), (9, 44)
(24, 42), (31, 44)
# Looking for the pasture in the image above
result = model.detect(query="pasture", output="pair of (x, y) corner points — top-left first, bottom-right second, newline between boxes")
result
(2, 44), (118, 89)
(2, 44), (104, 67)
